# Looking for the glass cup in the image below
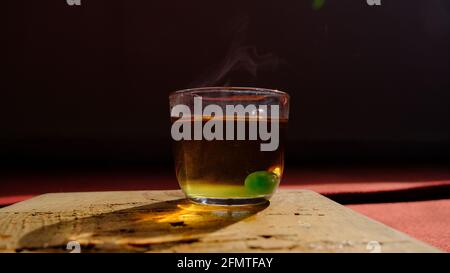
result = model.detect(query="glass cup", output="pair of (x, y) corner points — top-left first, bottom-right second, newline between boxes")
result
(169, 87), (289, 205)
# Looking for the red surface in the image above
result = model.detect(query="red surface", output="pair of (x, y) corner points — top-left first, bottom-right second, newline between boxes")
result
(1, 167), (449, 252)
(348, 200), (450, 252)
(281, 167), (450, 194)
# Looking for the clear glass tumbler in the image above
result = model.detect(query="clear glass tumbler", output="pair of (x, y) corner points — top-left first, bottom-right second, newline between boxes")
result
(169, 87), (289, 205)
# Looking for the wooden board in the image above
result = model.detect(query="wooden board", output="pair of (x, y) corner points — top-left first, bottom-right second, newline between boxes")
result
(0, 190), (441, 253)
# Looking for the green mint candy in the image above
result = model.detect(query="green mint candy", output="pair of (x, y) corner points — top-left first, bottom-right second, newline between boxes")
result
(244, 171), (279, 195)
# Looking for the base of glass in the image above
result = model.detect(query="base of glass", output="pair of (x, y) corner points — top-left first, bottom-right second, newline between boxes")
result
(188, 196), (269, 206)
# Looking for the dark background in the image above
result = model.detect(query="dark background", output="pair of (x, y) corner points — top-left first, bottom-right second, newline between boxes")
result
(3, 0), (450, 171)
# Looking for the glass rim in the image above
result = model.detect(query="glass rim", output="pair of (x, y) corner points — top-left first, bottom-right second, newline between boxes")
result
(169, 86), (290, 99)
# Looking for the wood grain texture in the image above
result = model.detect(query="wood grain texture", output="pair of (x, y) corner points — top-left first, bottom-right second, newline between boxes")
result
(0, 190), (441, 253)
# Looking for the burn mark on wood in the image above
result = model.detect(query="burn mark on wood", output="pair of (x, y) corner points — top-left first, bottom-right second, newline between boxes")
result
(119, 228), (136, 233)
(170, 221), (186, 227)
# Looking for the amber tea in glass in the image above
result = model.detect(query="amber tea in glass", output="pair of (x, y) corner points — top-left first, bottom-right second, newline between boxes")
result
(169, 87), (289, 205)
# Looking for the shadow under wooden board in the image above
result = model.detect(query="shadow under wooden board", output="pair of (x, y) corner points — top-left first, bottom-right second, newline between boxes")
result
(0, 190), (441, 253)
